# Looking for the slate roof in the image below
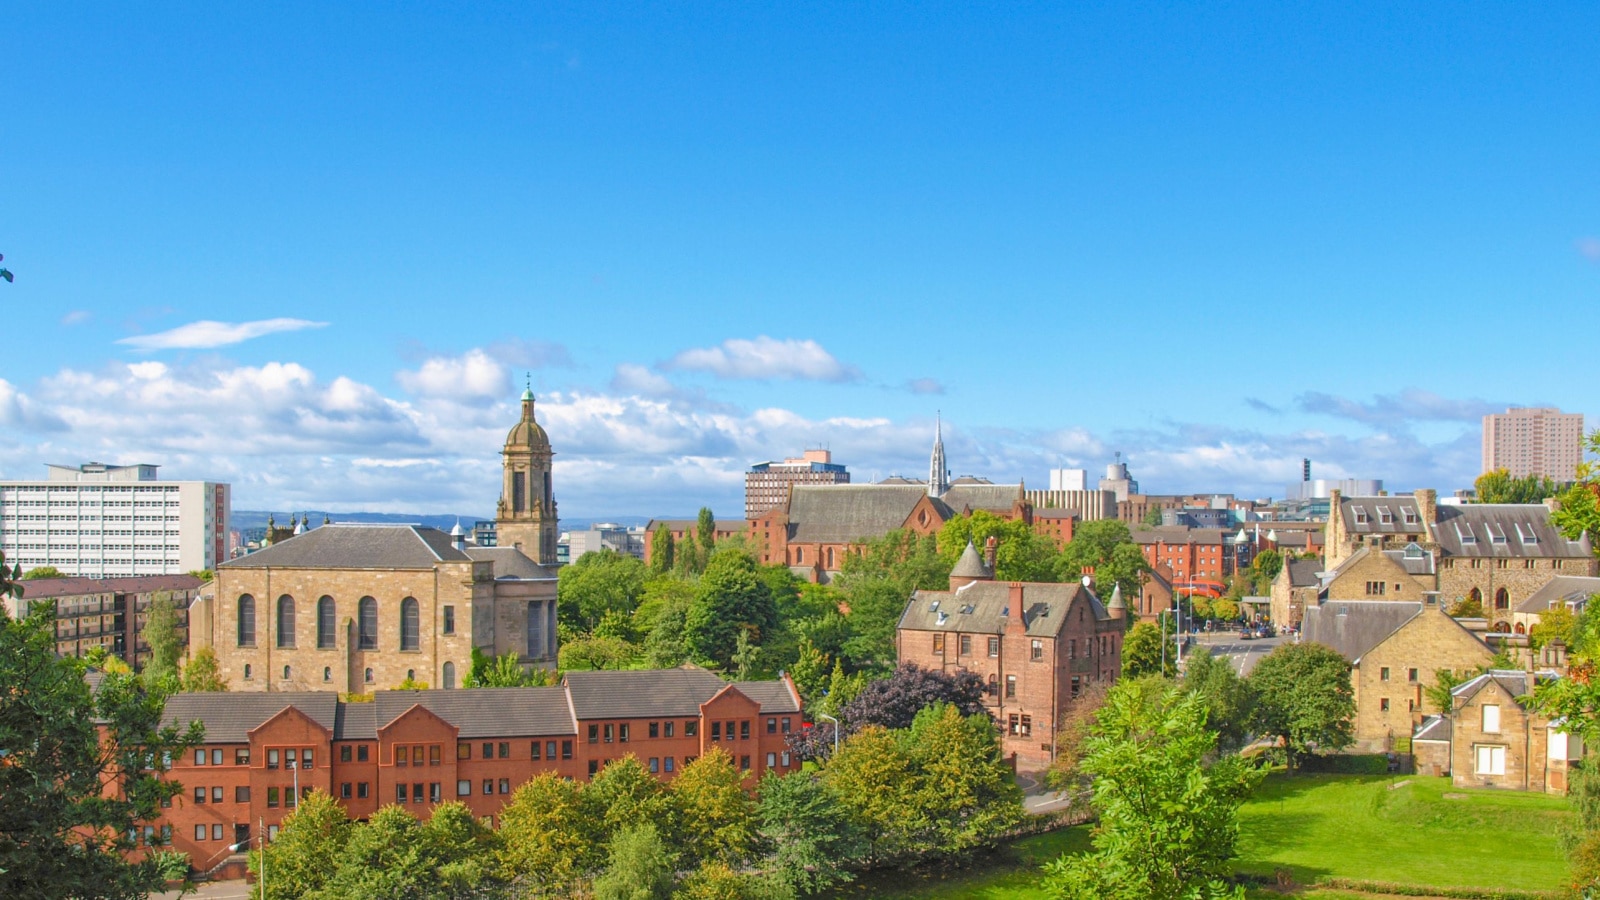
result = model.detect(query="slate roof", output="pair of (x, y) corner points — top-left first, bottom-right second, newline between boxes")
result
(900, 580), (1109, 637)
(162, 692), (340, 743)
(939, 484), (1023, 513)
(564, 667), (734, 719)
(1032, 508), (1078, 520)
(1432, 504), (1591, 559)
(787, 485), (931, 543)
(18, 574), (207, 599)
(1385, 545), (1437, 576)
(1285, 559), (1323, 588)
(1413, 714), (1451, 742)
(220, 524), (471, 569)
(369, 687), (575, 737)
(949, 542), (992, 579)
(730, 679), (802, 715)
(1452, 670), (1535, 708)
(464, 547), (556, 580)
(1516, 575), (1600, 614)
(1130, 526), (1226, 545)
(1299, 600), (1423, 662)
(1338, 496), (1425, 535)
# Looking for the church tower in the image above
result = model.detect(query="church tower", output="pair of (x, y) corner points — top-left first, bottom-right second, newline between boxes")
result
(928, 412), (949, 498)
(497, 387), (558, 565)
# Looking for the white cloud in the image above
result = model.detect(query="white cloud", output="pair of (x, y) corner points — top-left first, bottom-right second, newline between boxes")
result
(60, 310), (92, 326)
(117, 318), (328, 351)
(0, 348), (1495, 517)
(664, 336), (861, 382)
(396, 349), (509, 401)
(904, 378), (945, 395)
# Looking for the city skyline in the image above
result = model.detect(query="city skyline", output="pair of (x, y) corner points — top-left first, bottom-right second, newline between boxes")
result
(2, 5), (1597, 515)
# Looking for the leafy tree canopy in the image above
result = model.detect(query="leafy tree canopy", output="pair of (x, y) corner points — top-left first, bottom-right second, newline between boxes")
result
(558, 549), (649, 632)
(1475, 467), (1561, 504)
(684, 550), (778, 671)
(937, 510), (1058, 582)
(22, 564), (65, 579)
(1248, 641), (1354, 770)
(1120, 621), (1174, 678)
(180, 645), (230, 692)
(839, 662), (986, 732)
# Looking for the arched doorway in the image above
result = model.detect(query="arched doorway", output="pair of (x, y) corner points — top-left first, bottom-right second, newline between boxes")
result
(1514, 622), (1526, 635)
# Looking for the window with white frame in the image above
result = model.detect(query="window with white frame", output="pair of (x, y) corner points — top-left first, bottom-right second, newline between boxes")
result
(1474, 744), (1506, 776)
(1482, 704), (1500, 733)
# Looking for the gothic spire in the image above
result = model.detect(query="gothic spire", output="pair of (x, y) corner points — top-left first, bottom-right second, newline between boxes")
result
(928, 412), (949, 498)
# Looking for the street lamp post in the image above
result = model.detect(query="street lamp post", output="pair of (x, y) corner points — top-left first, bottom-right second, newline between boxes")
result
(817, 713), (840, 756)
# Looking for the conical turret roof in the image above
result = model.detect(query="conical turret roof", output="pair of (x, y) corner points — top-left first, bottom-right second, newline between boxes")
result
(950, 540), (992, 580)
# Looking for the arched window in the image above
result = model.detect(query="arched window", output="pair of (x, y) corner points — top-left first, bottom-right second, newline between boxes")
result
(527, 601), (544, 658)
(1514, 622), (1526, 635)
(1468, 587), (1483, 605)
(406, 668), (415, 681)
(400, 598), (420, 651)
(358, 597), (378, 650)
(442, 661), (456, 690)
(364, 667), (373, 684)
(282, 665), (291, 680)
(276, 596), (296, 648)
(323, 666), (332, 682)
(317, 596), (336, 649)
(243, 664), (252, 680)
(237, 595), (256, 647)
(1494, 588), (1510, 611)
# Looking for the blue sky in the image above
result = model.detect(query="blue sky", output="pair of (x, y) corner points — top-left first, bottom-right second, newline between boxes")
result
(2, 3), (1597, 519)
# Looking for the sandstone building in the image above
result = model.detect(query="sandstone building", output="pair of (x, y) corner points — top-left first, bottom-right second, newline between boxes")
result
(195, 394), (561, 692)
(896, 543), (1124, 770)
(1412, 669), (1582, 794)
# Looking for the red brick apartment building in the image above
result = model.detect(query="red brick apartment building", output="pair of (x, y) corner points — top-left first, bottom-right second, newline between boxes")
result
(896, 544), (1125, 770)
(151, 667), (802, 868)
(5, 574), (205, 667)
(1130, 526), (1227, 582)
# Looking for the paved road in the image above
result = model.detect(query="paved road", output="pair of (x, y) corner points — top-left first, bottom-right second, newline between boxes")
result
(1193, 632), (1286, 676)
(155, 881), (255, 900)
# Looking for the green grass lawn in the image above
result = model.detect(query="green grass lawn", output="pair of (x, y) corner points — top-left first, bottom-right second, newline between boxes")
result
(1235, 774), (1572, 891)
(824, 773), (1572, 898)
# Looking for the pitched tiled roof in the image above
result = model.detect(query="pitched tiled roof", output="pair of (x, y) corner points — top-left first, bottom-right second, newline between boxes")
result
(1285, 559), (1322, 587)
(162, 692), (340, 743)
(1338, 496), (1425, 536)
(18, 574), (207, 599)
(731, 679), (802, 715)
(1432, 505), (1591, 559)
(900, 581), (1109, 638)
(1300, 600), (1422, 663)
(1516, 575), (1600, 614)
(787, 485), (931, 543)
(939, 484), (1022, 513)
(1413, 714), (1451, 742)
(220, 524), (472, 569)
(1451, 670), (1534, 708)
(1130, 526), (1226, 545)
(464, 547), (557, 580)
(370, 687), (575, 738)
(949, 542), (992, 579)
(564, 667), (732, 719)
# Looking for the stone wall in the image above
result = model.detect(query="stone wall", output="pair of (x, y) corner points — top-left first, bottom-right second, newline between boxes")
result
(1324, 550), (1434, 602)
(1352, 607), (1494, 752)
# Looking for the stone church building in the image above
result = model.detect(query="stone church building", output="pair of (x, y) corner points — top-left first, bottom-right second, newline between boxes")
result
(193, 391), (561, 692)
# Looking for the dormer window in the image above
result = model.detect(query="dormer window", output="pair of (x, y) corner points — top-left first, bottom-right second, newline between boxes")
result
(1403, 509), (1419, 525)
(1516, 523), (1539, 544)
(1488, 524), (1508, 545)
(1354, 509), (1369, 525)
(1378, 507), (1393, 525)
(1456, 523), (1476, 545)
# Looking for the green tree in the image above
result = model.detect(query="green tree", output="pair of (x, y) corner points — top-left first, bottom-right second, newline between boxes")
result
(1141, 506), (1165, 527)
(558, 549), (649, 632)
(465, 647), (558, 687)
(22, 564), (65, 579)
(1475, 467), (1561, 504)
(180, 645), (230, 692)
(586, 756), (673, 841)
(671, 746), (758, 867)
(1181, 649), (1255, 753)
(1042, 680), (1263, 900)
(1531, 604), (1578, 650)
(1210, 597), (1241, 622)
(1250, 549), (1283, 593)
(1248, 642), (1354, 771)
(1447, 594), (1485, 618)
(249, 789), (350, 900)
(592, 822), (675, 900)
(821, 725), (922, 861)
(757, 771), (865, 895)
(902, 703), (1024, 854)
(678, 862), (790, 900)
(833, 529), (950, 668)
(141, 592), (184, 691)
(789, 636), (831, 707)
(1120, 621), (1173, 678)
(498, 772), (601, 896)
(698, 507), (718, 556)
(937, 510), (1058, 582)
(649, 525), (675, 575)
(1551, 429), (1600, 550)
(685, 551), (777, 671)
(560, 633), (638, 670)
(1057, 521), (1152, 600)
(1425, 667), (1473, 714)
(0, 591), (205, 898)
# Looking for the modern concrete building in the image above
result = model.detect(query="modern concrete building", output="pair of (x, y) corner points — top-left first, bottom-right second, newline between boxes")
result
(1482, 407), (1586, 481)
(744, 449), (850, 519)
(0, 463), (229, 578)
